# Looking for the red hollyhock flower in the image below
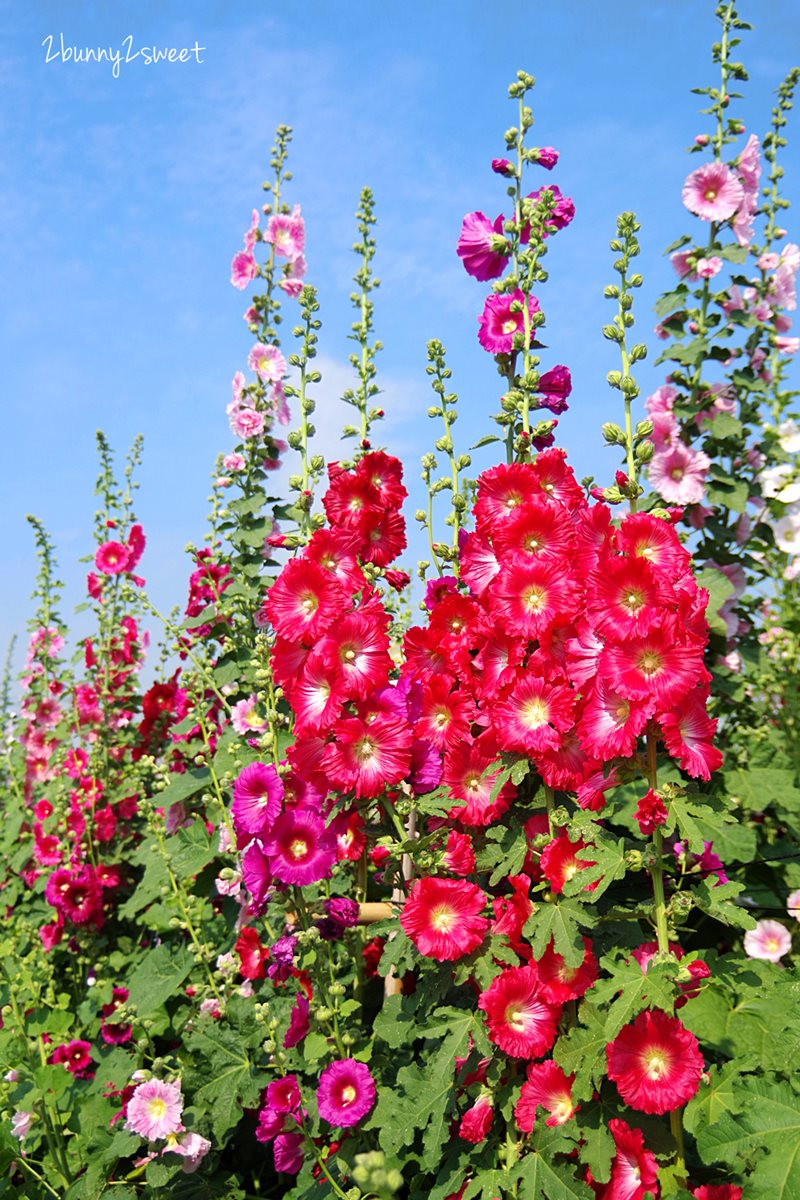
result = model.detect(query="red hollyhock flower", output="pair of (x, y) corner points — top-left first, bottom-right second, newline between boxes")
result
(263, 557), (347, 643)
(492, 498), (576, 562)
(51, 1039), (95, 1078)
(355, 506), (407, 566)
(603, 1119), (659, 1200)
(45, 865), (103, 925)
(459, 1093), (493, 1143)
(100, 987), (132, 1045)
(588, 557), (673, 639)
(355, 450), (408, 510)
(401, 625), (449, 683)
(602, 625), (706, 708)
(577, 678), (653, 760)
(660, 690), (724, 781)
(478, 965), (561, 1058)
(691, 1187), (742, 1200)
(615, 511), (691, 581)
(305, 528), (366, 593)
(443, 829), (476, 875)
(491, 874), (533, 950)
(492, 673), (576, 755)
(323, 713), (413, 799)
(315, 607), (392, 700)
(236, 927), (268, 980)
(535, 936), (598, 1003)
(634, 788), (668, 836)
(287, 653), (345, 734)
(606, 1009), (704, 1115)
(418, 677), (477, 751)
(474, 462), (544, 534)
(491, 557), (581, 640)
(459, 531), (500, 596)
(540, 833), (596, 895)
(514, 1061), (576, 1132)
(401, 877), (488, 961)
(322, 466), (381, 528)
(444, 738), (515, 827)
(532, 447), (585, 511)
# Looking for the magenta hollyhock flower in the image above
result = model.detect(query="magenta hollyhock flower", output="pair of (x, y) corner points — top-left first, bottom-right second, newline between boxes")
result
(232, 762), (284, 837)
(478, 290), (539, 354)
(456, 211), (510, 281)
(533, 146), (559, 169)
(263, 807), (337, 886)
(744, 919), (792, 962)
(283, 993), (310, 1049)
(125, 1078), (184, 1141)
(266, 206), (305, 260)
(241, 840), (273, 911)
(524, 184), (574, 234)
(317, 1059), (376, 1128)
(682, 162), (744, 222)
(273, 1131), (304, 1174)
(536, 364), (572, 414)
(231, 250), (258, 290)
(248, 343), (286, 384)
(491, 158), (515, 176)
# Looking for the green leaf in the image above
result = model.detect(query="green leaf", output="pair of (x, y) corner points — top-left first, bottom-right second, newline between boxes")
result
(696, 1077), (800, 1200)
(471, 434), (502, 450)
(725, 766), (800, 819)
(665, 791), (736, 855)
(591, 957), (677, 1042)
(117, 850), (169, 920)
(702, 411), (743, 439)
(524, 899), (594, 968)
(514, 1130), (594, 1199)
(168, 819), (217, 878)
(691, 878), (756, 931)
(705, 471), (749, 514)
(683, 1062), (744, 1135)
(126, 944), (194, 1016)
(654, 288), (688, 318)
(553, 1003), (608, 1102)
(185, 1022), (266, 1142)
(155, 768), (211, 810)
(373, 993), (418, 1050)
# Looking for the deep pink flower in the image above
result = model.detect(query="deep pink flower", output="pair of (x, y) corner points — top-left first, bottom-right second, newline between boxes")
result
(603, 1119), (659, 1200)
(634, 788), (668, 836)
(478, 965), (561, 1058)
(263, 808), (337, 886)
(95, 541), (130, 575)
(317, 1059), (376, 1127)
(401, 877), (488, 961)
(231, 251), (258, 290)
(232, 762), (284, 837)
(514, 1061), (575, 1132)
(606, 1009), (703, 1114)
(283, 993), (310, 1049)
(459, 1093), (493, 1143)
(456, 211), (510, 281)
(478, 289), (539, 354)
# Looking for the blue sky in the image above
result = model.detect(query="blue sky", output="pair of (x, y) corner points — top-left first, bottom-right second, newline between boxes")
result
(2, 0), (799, 672)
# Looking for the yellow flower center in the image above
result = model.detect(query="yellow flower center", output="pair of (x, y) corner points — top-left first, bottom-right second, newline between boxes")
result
(341, 1085), (357, 1104)
(430, 905), (456, 932)
(147, 1098), (167, 1119)
(289, 837), (309, 861)
(522, 585), (546, 613)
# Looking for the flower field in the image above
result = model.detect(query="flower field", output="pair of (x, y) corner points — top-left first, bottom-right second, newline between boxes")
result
(2, 4), (800, 1199)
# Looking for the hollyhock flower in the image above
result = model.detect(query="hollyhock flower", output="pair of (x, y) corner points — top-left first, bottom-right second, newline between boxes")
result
(682, 162), (744, 221)
(317, 1060), (376, 1128)
(474, 461), (543, 530)
(230, 406), (265, 440)
(283, 993), (311, 1049)
(443, 829), (476, 876)
(635, 789), (668, 836)
(273, 1131), (304, 1174)
(660, 692), (723, 781)
(492, 673), (576, 754)
(266, 934), (297, 982)
(263, 808), (337, 886)
(232, 762), (284, 836)
(787, 889), (800, 923)
(235, 927), (268, 980)
(459, 1093), (493, 1143)
(695, 256), (722, 278)
(492, 497), (575, 562)
(577, 678), (652, 760)
(491, 874), (533, 949)
(45, 865), (102, 925)
(491, 557), (581, 640)
(492, 157), (515, 176)
(95, 541), (130, 575)
(606, 1009), (703, 1114)
(773, 508), (800, 555)
(692, 1187), (743, 1200)
(602, 628), (706, 710)
(540, 834), (596, 895)
(478, 966), (561, 1058)
(279, 254), (307, 298)
(778, 418), (800, 454)
(248, 343), (286, 384)
(241, 840), (273, 910)
(266, 206), (305, 259)
(478, 289), (539, 354)
(101, 987), (133, 1045)
(315, 609), (392, 699)
(536, 937), (599, 1003)
(401, 877), (488, 961)
(263, 557), (347, 643)
(418, 677), (477, 751)
(230, 695), (269, 736)
(649, 442), (711, 504)
(126, 1078), (184, 1141)
(604, 1119), (659, 1200)
(164, 1130), (212, 1174)
(515, 1061), (575, 1132)
(524, 184), (575, 234)
(323, 712), (413, 799)
(532, 146), (559, 169)
(52, 1039), (95, 1077)
(444, 738), (515, 826)
(589, 557), (671, 639)
(536, 364), (572, 414)
(231, 250), (258, 289)
(744, 919), (792, 962)
(456, 211), (510, 280)
(11, 1110), (34, 1141)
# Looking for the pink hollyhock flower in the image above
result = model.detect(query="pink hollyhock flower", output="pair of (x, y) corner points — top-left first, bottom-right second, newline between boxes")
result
(45, 865), (102, 925)
(649, 442), (711, 504)
(660, 692), (723, 781)
(267, 1075), (301, 1115)
(491, 557), (581, 640)
(317, 1059), (376, 1128)
(126, 1079), (184, 1141)
(230, 406), (265, 440)
(787, 889), (800, 923)
(242, 840), (273, 911)
(514, 1061), (575, 1132)
(682, 162), (744, 221)
(775, 335), (800, 355)
(635, 788), (668, 836)
(443, 829), (476, 876)
(11, 1110), (34, 1141)
(605, 1119), (659, 1200)
(456, 211), (510, 281)
(95, 541), (131, 575)
(263, 557), (347, 643)
(232, 762), (284, 837)
(164, 1130), (212, 1174)
(606, 1009), (704, 1114)
(737, 132), (761, 189)
(223, 452), (246, 471)
(491, 157), (515, 176)
(263, 807), (337, 886)
(459, 1092), (493, 1143)
(243, 208), (259, 252)
(279, 254), (307, 298)
(444, 738), (515, 826)
(284, 993), (310, 1049)
(230, 695), (269, 736)
(478, 965), (561, 1058)
(401, 877), (488, 960)
(266, 206), (305, 260)
(248, 343), (286, 384)
(524, 184), (575, 235)
(478, 289), (539, 354)
(101, 987), (132, 1045)
(231, 250), (258, 290)
(696, 256), (723, 278)
(744, 919), (792, 962)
